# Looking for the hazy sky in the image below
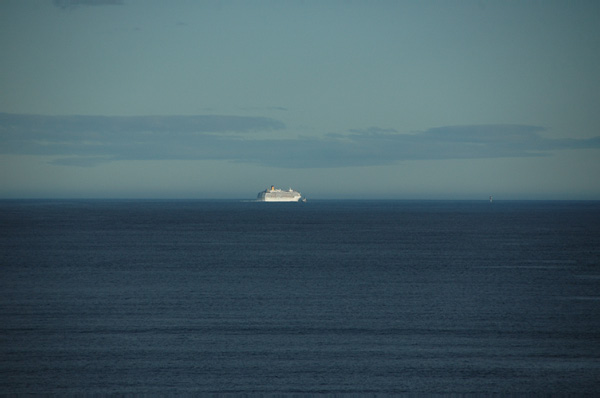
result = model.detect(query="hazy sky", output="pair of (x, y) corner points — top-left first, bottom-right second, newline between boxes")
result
(1, 0), (599, 199)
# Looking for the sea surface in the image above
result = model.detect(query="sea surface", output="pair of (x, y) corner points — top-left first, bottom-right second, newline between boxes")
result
(1, 200), (599, 395)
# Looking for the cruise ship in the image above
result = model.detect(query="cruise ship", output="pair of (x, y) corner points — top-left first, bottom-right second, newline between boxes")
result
(257, 186), (303, 202)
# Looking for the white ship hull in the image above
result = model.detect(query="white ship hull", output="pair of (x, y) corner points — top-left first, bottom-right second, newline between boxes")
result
(257, 186), (302, 202)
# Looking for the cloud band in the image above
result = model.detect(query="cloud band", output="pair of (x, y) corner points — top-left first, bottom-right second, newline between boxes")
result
(1, 113), (598, 168)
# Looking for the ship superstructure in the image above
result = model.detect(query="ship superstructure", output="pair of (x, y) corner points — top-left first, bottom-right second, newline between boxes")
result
(257, 186), (303, 202)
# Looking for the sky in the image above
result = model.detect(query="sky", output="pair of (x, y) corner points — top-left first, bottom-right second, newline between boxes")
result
(1, 0), (599, 199)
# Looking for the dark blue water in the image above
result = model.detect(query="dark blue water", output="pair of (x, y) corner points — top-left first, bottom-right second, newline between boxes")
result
(1, 200), (599, 394)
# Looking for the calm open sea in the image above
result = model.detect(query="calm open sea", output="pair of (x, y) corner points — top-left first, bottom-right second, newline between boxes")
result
(1, 200), (599, 394)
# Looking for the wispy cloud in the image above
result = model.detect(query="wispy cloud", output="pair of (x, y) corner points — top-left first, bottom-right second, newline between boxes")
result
(348, 127), (399, 134)
(0, 113), (286, 166)
(1, 113), (599, 168)
(0, 113), (284, 136)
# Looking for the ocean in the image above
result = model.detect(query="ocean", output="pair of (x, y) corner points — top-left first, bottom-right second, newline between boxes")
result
(1, 199), (599, 394)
